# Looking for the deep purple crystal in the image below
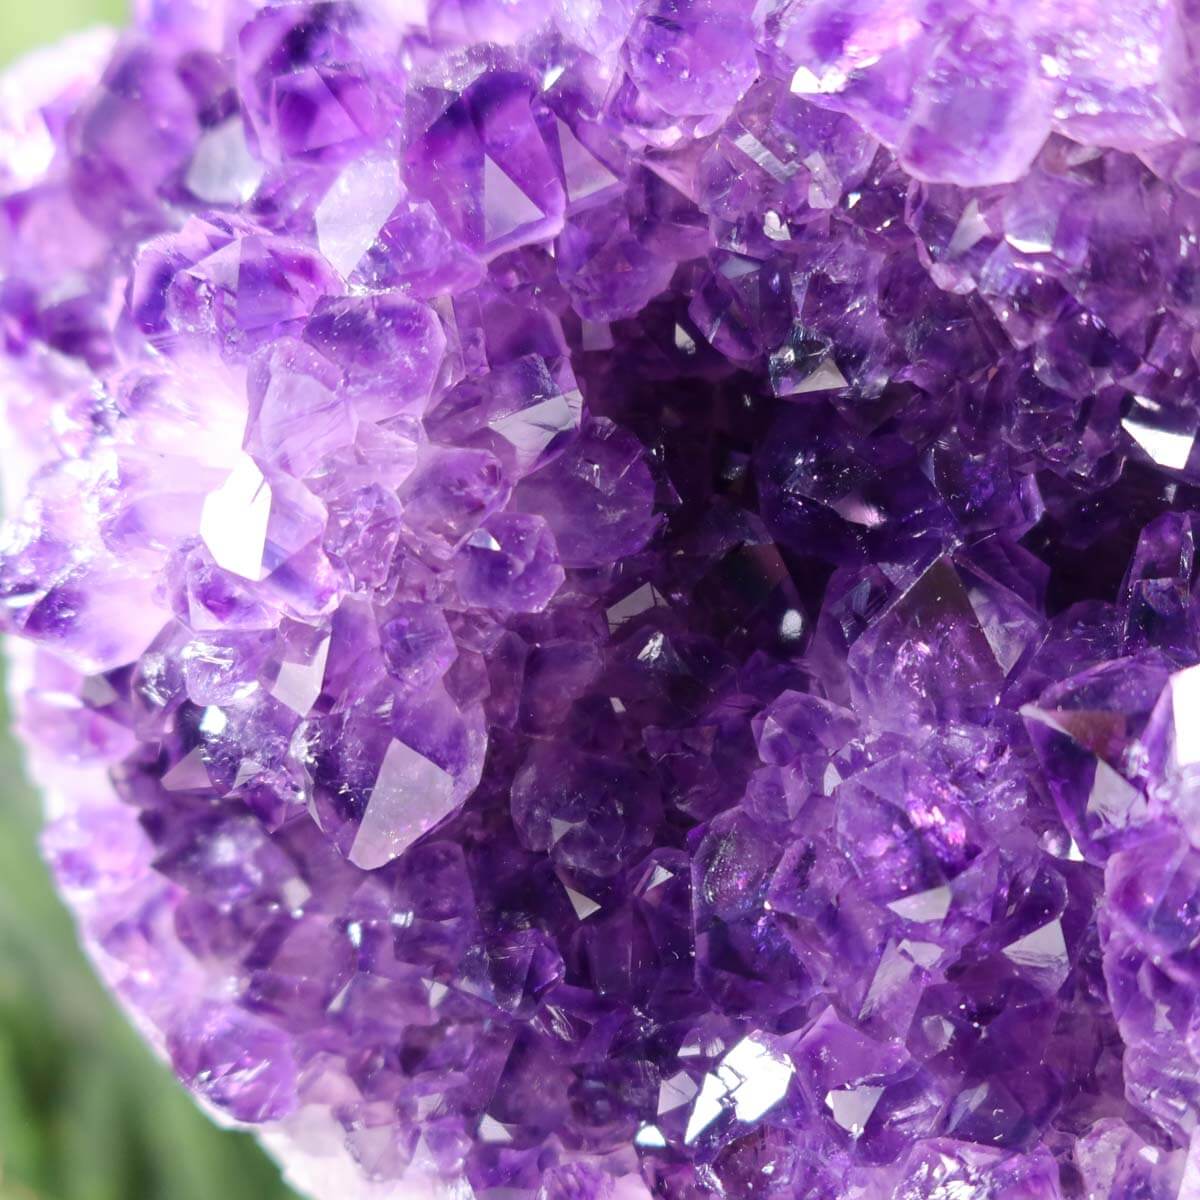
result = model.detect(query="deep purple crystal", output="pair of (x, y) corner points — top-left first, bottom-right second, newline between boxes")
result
(8, 3), (1200, 1199)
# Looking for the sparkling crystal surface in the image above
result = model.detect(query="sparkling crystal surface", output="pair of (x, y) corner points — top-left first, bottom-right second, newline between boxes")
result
(8, 4), (1200, 1200)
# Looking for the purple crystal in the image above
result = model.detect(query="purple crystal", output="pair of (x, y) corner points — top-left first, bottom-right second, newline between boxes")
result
(9, 4), (1200, 1200)
(454, 513), (565, 614)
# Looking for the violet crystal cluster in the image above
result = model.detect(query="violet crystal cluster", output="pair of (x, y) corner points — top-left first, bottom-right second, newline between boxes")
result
(11, 1), (1200, 1198)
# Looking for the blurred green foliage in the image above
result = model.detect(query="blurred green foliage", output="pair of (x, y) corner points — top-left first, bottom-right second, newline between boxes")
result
(1, 1), (126, 63)
(0, 5), (298, 1199)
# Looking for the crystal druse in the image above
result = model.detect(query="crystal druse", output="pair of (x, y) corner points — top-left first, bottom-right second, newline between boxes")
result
(5, 1), (1200, 1198)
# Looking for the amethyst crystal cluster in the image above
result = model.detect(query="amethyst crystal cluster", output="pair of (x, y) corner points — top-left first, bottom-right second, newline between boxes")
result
(8, 1), (1200, 1197)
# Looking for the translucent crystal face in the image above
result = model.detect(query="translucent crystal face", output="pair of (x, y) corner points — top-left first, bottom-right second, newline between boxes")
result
(7, 2), (1200, 1200)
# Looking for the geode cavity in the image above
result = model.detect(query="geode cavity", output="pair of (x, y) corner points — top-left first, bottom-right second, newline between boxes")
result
(5, 2), (1200, 1199)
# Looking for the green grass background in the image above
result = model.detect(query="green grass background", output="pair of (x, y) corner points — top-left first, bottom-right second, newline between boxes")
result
(1, 6), (297, 1198)
(3, 1), (125, 58)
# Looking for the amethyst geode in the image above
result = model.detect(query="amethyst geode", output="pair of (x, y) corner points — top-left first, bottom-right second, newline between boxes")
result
(8, 1), (1200, 1197)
